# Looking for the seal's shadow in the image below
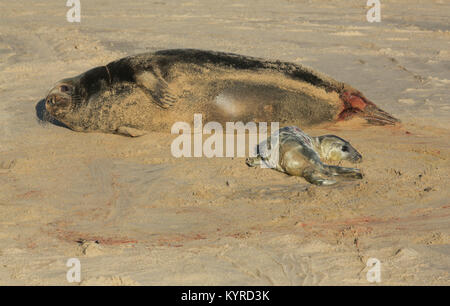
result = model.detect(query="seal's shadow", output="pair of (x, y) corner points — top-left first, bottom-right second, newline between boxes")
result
(35, 98), (68, 128)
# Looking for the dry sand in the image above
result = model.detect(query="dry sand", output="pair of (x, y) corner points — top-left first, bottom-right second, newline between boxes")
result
(0, 0), (449, 285)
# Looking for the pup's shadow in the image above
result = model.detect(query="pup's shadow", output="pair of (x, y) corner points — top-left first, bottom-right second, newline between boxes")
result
(35, 99), (68, 128)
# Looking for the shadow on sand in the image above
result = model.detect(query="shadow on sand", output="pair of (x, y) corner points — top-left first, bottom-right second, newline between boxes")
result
(35, 98), (68, 129)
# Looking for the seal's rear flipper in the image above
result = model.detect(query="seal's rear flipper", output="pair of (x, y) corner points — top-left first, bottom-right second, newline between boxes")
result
(116, 126), (147, 137)
(339, 91), (400, 125)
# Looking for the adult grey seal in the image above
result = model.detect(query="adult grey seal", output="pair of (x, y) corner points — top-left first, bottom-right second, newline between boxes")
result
(246, 126), (363, 186)
(44, 49), (399, 136)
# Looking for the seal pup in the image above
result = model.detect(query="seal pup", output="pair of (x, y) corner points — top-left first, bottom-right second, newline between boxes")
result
(44, 49), (399, 136)
(246, 126), (363, 186)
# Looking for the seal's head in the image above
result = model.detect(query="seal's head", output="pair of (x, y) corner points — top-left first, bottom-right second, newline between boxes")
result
(45, 79), (78, 122)
(316, 135), (362, 163)
(44, 66), (111, 131)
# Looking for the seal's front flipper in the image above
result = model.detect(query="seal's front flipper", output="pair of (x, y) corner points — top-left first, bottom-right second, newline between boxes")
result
(302, 167), (337, 186)
(116, 126), (147, 137)
(325, 165), (363, 179)
(135, 71), (177, 109)
(246, 156), (262, 167)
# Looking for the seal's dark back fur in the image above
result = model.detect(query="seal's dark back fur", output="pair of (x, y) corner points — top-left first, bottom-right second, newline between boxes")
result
(153, 49), (336, 91)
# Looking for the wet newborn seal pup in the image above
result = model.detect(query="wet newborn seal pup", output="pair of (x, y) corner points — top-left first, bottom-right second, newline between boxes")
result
(44, 49), (399, 136)
(246, 126), (363, 186)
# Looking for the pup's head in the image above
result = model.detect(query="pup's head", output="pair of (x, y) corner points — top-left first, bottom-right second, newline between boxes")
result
(316, 135), (362, 163)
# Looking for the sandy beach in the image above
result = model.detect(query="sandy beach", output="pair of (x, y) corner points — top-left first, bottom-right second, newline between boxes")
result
(0, 0), (449, 285)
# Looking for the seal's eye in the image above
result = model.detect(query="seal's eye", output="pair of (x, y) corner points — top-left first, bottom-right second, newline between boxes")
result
(342, 145), (349, 152)
(59, 85), (70, 93)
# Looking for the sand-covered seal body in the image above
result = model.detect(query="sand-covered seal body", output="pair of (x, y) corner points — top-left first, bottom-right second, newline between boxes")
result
(246, 126), (363, 185)
(44, 49), (399, 135)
